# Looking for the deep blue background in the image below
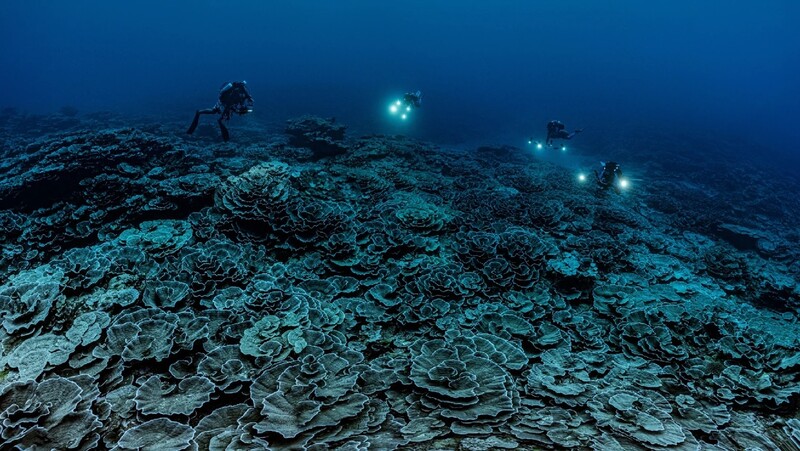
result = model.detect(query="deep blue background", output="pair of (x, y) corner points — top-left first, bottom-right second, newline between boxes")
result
(1, 1), (798, 154)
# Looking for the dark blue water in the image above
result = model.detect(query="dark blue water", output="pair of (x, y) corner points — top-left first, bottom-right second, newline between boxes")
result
(4, 4), (800, 450)
(2, 1), (798, 155)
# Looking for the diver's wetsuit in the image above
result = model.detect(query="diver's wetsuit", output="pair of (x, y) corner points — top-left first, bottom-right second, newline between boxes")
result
(595, 161), (623, 191)
(546, 120), (581, 146)
(403, 91), (422, 108)
(187, 81), (253, 141)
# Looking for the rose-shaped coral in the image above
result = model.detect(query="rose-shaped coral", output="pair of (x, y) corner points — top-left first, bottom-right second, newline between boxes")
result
(408, 336), (520, 434)
(279, 199), (354, 245)
(215, 161), (294, 221)
(0, 377), (103, 450)
(394, 201), (450, 234)
(0, 266), (64, 335)
(403, 259), (483, 302)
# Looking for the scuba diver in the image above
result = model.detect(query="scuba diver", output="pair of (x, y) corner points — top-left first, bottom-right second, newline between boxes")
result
(545, 120), (582, 146)
(595, 161), (626, 192)
(389, 91), (422, 120)
(403, 90), (423, 109)
(187, 81), (254, 141)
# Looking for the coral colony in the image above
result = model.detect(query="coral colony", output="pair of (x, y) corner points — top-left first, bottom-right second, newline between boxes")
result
(0, 110), (799, 450)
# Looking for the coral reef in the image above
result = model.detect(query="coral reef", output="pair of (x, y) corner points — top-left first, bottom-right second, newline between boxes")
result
(0, 113), (799, 450)
(285, 115), (347, 159)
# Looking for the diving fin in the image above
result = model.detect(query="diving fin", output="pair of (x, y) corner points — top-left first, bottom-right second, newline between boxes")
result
(187, 112), (200, 134)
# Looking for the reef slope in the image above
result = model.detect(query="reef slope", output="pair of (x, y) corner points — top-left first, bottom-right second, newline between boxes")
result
(0, 112), (799, 450)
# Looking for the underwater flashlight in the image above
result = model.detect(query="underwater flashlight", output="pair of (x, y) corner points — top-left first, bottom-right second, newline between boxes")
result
(528, 140), (532, 145)
(561, 146), (567, 151)
(396, 100), (401, 105)
(536, 143), (543, 150)
(619, 179), (629, 189)
(390, 105), (398, 113)
(401, 114), (407, 120)
(578, 173), (586, 182)
(406, 106), (411, 112)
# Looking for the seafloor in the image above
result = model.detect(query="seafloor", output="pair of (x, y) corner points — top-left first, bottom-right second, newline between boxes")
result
(0, 109), (799, 451)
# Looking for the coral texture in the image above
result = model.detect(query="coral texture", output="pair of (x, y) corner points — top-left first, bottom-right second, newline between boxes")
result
(0, 114), (798, 450)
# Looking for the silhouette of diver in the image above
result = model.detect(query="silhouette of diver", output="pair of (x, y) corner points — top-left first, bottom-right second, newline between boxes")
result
(403, 91), (423, 109)
(545, 120), (582, 146)
(187, 81), (254, 141)
(595, 161), (625, 192)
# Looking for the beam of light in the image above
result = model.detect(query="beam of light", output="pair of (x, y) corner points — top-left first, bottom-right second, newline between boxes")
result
(561, 146), (566, 151)
(395, 100), (402, 105)
(406, 106), (411, 111)
(578, 173), (586, 182)
(401, 114), (407, 120)
(619, 179), (629, 189)
(536, 143), (543, 150)
(390, 105), (398, 113)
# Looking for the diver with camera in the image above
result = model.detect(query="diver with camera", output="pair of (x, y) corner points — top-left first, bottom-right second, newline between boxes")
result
(545, 120), (582, 147)
(187, 81), (254, 141)
(595, 161), (628, 193)
(528, 119), (582, 150)
(388, 90), (422, 120)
